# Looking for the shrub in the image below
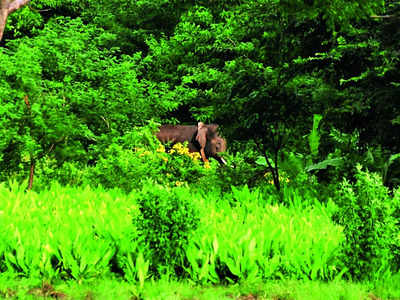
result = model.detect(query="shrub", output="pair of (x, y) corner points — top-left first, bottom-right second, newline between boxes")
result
(185, 186), (344, 283)
(134, 184), (200, 277)
(33, 159), (87, 190)
(161, 142), (218, 186)
(213, 150), (268, 192)
(83, 122), (220, 192)
(333, 165), (400, 280)
(87, 141), (218, 192)
(86, 143), (160, 192)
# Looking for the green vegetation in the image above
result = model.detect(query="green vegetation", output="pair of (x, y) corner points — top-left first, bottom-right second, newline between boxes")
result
(0, 182), (399, 298)
(1, 0), (400, 298)
(1, 276), (399, 299)
(0, 183), (342, 281)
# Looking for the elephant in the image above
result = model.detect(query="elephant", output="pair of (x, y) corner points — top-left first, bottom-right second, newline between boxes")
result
(156, 122), (227, 165)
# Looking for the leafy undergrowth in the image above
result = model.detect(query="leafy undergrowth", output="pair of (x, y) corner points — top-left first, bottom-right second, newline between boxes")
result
(0, 182), (343, 282)
(0, 178), (399, 299)
(0, 275), (398, 300)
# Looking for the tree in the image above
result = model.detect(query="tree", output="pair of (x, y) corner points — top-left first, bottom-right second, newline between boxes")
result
(0, 17), (181, 188)
(0, 0), (30, 41)
(139, 0), (388, 189)
(1, 0), (398, 190)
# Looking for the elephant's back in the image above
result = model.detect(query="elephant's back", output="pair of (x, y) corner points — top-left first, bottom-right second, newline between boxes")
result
(156, 125), (197, 143)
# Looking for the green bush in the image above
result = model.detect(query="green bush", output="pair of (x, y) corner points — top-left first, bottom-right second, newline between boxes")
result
(333, 165), (400, 280)
(0, 183), (135, 280)
(392, 188), (400, 268)
(215, 152), (263, 190)
(134, 184), (200, 277)
(86, 142), (217, 192)
(84, 124), (220, 192)
(159, 142), (219, 187)
(33, 159), (87, 190)
(185, 185), (343, 283)
(86, 143), (158, 192)
(0, 182), (345, 283)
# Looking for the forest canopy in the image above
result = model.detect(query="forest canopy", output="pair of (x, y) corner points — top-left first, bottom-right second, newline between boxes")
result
(0, 0), (399, 189)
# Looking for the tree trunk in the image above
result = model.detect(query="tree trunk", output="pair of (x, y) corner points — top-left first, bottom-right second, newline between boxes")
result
(0, 0), (31, 41)
(27, 156), (35, 191)
(0, 8), (8, 41)
(23, 94), (35, 191)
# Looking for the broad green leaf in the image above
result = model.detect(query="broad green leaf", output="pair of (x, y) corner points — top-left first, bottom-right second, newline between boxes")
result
(305, 158), (343, 172)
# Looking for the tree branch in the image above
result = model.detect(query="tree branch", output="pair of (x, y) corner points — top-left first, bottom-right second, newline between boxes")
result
(371, 14), (395, 19)
(0, 7), (8, 41)
(0, 0), (31, 41)
(7, 0), (31, 14)
(28, 3), (51, 13)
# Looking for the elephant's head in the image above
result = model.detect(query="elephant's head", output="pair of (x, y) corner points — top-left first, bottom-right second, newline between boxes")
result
(196, 122), (227, 165)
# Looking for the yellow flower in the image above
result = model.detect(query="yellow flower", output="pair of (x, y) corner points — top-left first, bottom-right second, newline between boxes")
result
(161, 156), (168, 163)
(175, 181), (184, 186)
(204, 161), (210, 169)
(189, 152), (201, 161)
(179, 149), (189, 155)
(264, 172), (290, 184)
(139, 150), (151, 157)
(156, 144), (166, 153)
(172, 143), (190, 155)
(172, 143), (182, 151)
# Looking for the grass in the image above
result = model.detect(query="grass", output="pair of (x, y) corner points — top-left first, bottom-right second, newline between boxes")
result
(0, 275), (397, 300)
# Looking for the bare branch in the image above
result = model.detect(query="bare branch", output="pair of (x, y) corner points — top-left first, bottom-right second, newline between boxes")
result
(371, 14), (397, 19)
(100, 115), (110, 129)
(7, 0), (31, 14)
(24, 94), (31, 111)
(28, 4), (51, 13)
(0, 8), (7, 41)
(0, 0), (30, 41)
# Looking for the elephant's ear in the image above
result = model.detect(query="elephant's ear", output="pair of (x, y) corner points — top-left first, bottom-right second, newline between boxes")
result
(206, 124), (219, 138)
(207, 124), (219, 132)
(196, 122), (208, 149)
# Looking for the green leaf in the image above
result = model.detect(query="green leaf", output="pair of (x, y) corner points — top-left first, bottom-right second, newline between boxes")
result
(305, 158), (343, 172)
(255, 156), (267, 166)
(308, 114), (323, 158)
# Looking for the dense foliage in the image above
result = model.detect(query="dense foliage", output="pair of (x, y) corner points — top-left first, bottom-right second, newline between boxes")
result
(334, 166), (400, 280)
(1, 0), (400, 290)
(0, 183), (344, 282)
(1, 0), (399, 188)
